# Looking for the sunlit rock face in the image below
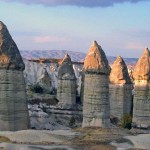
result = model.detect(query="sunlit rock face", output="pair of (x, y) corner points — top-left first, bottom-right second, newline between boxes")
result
(132, 48), (150, 128)
(82, 41), (111, 128)
(57, 54), (76, 109)
(0, 21), (29, 131)
(109, 56), (133, 122)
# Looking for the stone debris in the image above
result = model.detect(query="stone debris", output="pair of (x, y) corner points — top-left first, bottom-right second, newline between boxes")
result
(0, 21), (29, 131)
(57, 54), (77, 109)
(109, 56), (133, 122)
(132, 48), (150, 129)
(82, 41), (111, 127)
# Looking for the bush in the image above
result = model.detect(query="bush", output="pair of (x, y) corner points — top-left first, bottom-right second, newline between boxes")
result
(30, 84), (44, 94)
(69, 116), (76, 127)
(121, 114), (132, 129)
(110, 116), (119, 125)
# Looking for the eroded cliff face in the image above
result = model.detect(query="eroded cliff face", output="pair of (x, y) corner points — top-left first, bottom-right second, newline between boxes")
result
(0, 21), (29, 131)
(109, 56), (133, 122)
(82, 41), (110, 128)
(132, 48), (150, 128)
(57, 54), (77, 109)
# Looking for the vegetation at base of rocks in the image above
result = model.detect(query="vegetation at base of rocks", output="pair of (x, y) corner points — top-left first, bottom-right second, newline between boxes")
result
(121, 114), (132, 129)
(71, 127), (132, 150)
(30, 84), (44, 94)
(42, 106), (47, 113)
(110, 116), (119, 125)
(48, 88), (57, 95)
(0, 136), (10, 142)
(69, 116), (76, 127)
(29, 84), (57, 95)
(28, 98), (58, 105)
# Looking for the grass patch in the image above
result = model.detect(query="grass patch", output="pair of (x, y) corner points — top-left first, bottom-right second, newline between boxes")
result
(0, 136), (10, 142)
(70, 127), (132, 150)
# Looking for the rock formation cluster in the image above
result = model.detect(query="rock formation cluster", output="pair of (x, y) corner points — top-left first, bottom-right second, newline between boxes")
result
(132, 48), (150, 128)
(82, 41), (110, 127)
(0, 21), (29, 131)
(1, 20), (150, 130)
(109, 56), (133, 122)
(57, 54), (76, 109)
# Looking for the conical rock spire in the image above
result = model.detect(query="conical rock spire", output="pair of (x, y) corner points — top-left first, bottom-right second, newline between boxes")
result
(83, 41), (110, 75)
(110, 56), (131, 84)
(57, 54), (76, 109)
(58, 54), (76, 80)
(133, 48), (150, 80)
(82, 41), (110, 128)
(0, 21), (25, 70)
(37, 68), (53, 93)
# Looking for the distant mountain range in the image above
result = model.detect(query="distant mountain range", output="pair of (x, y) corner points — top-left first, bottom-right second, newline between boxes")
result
(20, 50), (138, 66)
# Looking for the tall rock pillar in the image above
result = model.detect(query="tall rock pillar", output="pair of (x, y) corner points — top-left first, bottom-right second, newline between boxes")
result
(0, 21), (29, 131)
(82, 41), (110, 127)
(57, 54), (76, 109)
(109, 56), (133, 122)
(132, 48), (150, 128)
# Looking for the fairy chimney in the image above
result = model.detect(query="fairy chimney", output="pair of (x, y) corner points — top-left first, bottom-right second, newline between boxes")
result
(109, 56), (133, 122)
(82, 41), (111, 128)
(57, 54), (76, 109)
(132, 48), (150, 128)
(37, 68), (53, 93)
(0, 21), (29, 131)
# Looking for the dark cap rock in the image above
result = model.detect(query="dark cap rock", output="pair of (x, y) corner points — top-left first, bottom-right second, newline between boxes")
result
(110, 56), (132, 84)
(83, 41), (110, 75)
(0, 21), (25, 71)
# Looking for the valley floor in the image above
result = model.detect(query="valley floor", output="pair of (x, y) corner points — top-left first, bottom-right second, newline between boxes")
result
(0, 128), (149, 150)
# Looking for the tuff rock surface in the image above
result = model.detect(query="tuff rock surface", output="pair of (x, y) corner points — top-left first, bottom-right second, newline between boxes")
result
(83, 41), (110, 74)
(132, 48), (150, 128)
(82, 41), (110, 127)
(0, 21), (25, 70)
(109, 56), (133, 121)
(37, 68), (53, 93)
(57, 54), (77, 109)
(0, 21), (29, 131)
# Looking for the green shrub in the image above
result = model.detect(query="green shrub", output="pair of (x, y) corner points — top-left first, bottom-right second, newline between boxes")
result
(30, 84), (44, 94)
(121, 114), (132, 129)
(69, 116), (76, 127)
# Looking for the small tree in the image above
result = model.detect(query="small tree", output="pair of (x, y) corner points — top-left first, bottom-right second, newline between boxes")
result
(69, 116), (76, 127)
(30, 84), (44, 94)
(121, 114), (132, 129)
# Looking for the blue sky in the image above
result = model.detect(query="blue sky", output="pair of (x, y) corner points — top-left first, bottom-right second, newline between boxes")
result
(0, 0), (150, 58)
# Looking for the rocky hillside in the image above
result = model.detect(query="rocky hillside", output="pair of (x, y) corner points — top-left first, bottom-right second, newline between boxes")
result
(20, 50), (138, 65)
(20, 50), (85, 62)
